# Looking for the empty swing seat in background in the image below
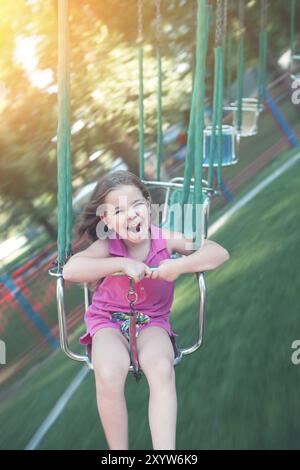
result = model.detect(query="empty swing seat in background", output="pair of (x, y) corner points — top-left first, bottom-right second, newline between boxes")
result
(226, 98), (263, 137)
(202, 124), (237, 167)
(160, 187), (210, 247)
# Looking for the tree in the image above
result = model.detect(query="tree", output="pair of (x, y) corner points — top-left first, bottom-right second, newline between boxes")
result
(0, 0), (293, 241)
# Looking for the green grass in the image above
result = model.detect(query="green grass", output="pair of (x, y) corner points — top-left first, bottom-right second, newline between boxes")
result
(1, 153), (299, 450)
(0, 92), (298, 374)
(0, 282), (86, 390)
(210, 146), (300, 224)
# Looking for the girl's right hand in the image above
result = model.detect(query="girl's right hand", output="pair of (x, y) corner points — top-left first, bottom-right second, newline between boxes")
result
(120, 258), (152, 283)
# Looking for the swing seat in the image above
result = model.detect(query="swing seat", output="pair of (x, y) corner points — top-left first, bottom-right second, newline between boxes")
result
(202, 125), (238, 167)
(49, 178), (209, 374)
(161, 187), (208, 245)
(226, 98), (263, 137)
(290, 54), (300, 82)
(50, 268), (207, 372)
(144, 177), (213, 242)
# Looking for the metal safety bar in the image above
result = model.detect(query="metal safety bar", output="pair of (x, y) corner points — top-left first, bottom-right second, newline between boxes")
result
(223, 100), (264, 114)
(49, 268), (207, 371)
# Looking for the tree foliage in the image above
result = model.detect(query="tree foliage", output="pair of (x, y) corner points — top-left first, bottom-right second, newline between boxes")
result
(0, 0), (293, 239)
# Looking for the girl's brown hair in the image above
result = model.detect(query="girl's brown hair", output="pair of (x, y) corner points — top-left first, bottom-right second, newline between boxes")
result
(74, 170), (151, 245)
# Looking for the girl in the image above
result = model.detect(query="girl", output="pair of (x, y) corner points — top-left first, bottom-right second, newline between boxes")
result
(63, 170), (229, 450)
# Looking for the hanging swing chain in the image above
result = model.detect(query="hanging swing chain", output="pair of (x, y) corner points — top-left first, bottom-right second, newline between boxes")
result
(260, 0), (268, 32)
(137, 0), (143, 45)
(215, 0), (223, 48)
(155, 0), (161, 48)
(238, 0), (245, 35)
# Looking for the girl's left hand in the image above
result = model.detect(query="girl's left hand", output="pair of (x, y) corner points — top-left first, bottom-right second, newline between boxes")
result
(149, 259), (182, 282)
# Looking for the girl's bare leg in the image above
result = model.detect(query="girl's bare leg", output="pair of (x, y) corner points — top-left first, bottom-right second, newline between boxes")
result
(137, 326), (177, 450)
(92, 327), (131, 450)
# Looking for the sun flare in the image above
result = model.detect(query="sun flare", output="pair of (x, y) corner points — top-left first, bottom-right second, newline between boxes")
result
(14, 35), (53, 89)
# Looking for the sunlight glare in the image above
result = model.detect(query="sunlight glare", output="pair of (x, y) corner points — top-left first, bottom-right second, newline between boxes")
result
(15, 36), (54, 90)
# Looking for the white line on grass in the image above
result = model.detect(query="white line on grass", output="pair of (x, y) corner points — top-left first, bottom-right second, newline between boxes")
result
(25, 366), (89, 450)
(208, 151), (300, 237)
(25, 149), (300, 450)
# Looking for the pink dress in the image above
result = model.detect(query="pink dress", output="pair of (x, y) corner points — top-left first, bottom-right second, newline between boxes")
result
(79, 224), (179, 353)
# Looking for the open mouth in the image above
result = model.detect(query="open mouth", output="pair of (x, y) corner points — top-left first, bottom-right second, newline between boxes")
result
(127, 222), (141, 233)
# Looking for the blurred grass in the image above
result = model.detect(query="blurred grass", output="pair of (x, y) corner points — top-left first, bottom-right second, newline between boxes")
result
(0, 282), (86, 389)
(1, 152), (299, 449)
(0, 231), (51, 276)
(210, 146), (299, 224)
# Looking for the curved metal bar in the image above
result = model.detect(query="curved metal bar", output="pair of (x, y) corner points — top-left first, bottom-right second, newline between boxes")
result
(53, 268), (185, 370)
(52, 267), (205, 370)
(142, 177), (215, 197)
(224, 100), (264, 114)
(180, 272), (206, 356)
(83, 283), (92, 311)
(204, 195), (211, 239)
(56, 275), (92, 368)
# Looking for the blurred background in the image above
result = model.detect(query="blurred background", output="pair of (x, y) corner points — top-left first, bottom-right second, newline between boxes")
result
(0, 0), (300, 450)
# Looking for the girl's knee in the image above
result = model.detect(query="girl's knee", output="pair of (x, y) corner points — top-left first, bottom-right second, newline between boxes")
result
(94, 358), (130, 391)
(141, 356), (175, 383)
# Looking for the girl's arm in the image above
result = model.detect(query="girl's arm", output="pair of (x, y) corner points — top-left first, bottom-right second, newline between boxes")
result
(62, 239), (151, 283)
(62, 240), (125, 283)
(172, 237), (230, 273)
(151, 228), (229, 281)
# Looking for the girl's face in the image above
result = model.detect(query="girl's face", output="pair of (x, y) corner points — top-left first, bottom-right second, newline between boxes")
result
(101, 184), (150, 243)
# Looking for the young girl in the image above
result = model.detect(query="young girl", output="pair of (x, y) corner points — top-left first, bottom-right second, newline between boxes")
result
(63, 170), (229, 451)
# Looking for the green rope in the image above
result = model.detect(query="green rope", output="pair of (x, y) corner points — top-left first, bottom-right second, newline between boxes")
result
(291, 0), (296, 56)
(258, 1), (268, 97)
(208, 47), (220, 188)
(181, 1), (210, 208)
(194, 0), (207, 208)
(208, 0), (224, 188)
(237, 36), (244, 133)
(138, 45), (145, 179)
(181, 73), (196, 206)
(226, 31), (232, 98)
(156, 47), (162, 181)
(217, 48), (224, 189)
(258, 30), (268, 97)
(57, 0), (72, 265)
(65, 126), (73, 256)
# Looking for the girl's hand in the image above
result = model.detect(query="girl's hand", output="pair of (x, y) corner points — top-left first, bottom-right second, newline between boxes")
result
(150, 259), (182, 282)
(121, 258), (152, 283)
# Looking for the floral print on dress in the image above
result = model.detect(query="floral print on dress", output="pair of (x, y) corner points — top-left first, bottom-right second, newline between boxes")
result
(111, 312), (150, 342)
